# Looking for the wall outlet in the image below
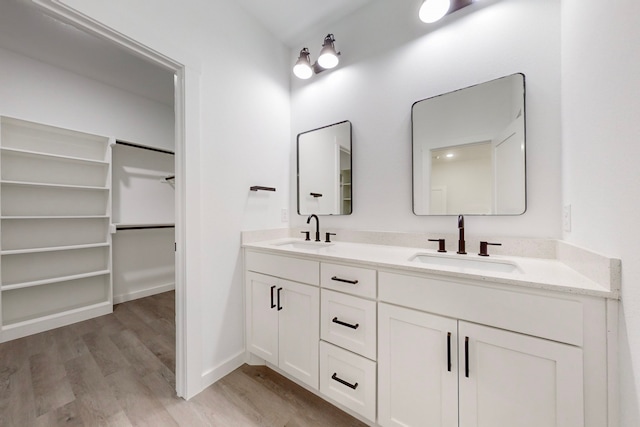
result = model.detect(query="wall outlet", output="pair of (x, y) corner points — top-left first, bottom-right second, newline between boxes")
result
(281, 208), (289, 223)
(563, 204), (571, 232)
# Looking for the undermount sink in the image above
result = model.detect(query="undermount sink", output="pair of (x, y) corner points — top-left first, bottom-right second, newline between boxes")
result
(409, 253), (520, 273)
(272, 240), (334, 250)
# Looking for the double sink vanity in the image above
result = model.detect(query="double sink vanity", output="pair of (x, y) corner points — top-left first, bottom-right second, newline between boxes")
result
(243, 73), (619, 426)
(243, 228), (619, 427)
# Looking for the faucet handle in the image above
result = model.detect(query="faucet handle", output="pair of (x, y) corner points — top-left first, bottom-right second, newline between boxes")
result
(325, 232), (336, 243)
(479, 241), (501, 257)
(301, 231), (310, 241)
(428, 238), (447, 253)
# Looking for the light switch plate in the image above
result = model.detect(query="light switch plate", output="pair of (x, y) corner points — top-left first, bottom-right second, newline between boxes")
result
(563, 204), (571, 232)
(281, 208), (289, 223)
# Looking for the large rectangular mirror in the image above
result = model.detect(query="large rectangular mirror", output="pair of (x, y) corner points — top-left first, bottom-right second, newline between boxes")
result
(297, 121), (352, 215)
(412, 73), (526, 215)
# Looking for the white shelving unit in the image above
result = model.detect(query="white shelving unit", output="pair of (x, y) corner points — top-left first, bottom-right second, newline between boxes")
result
(0, 116), (113, 342)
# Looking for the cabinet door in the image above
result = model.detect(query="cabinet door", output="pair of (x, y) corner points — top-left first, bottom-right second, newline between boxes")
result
(278, 279), (320, 389)
(378, 303), (458, 427)
(246, 272), (279, 365)
(459, 321), (584, 427)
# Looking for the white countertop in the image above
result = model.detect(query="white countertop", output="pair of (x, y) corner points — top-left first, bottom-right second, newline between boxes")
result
(243, 237), (619, 299)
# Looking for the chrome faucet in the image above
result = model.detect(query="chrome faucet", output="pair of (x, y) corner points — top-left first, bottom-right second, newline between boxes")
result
(307, 214), (321, 242)
(457, 214), (467, 254)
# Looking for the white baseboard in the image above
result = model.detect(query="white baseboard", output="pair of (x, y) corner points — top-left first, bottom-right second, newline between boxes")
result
(113, 282), (175, 304)
(200, 350), (245, 390)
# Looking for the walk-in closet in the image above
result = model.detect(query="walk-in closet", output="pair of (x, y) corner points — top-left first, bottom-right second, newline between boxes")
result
(0, 0), (176, 344)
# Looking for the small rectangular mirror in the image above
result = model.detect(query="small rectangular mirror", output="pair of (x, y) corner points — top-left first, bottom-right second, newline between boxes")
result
(297, 121), (352, 215)
(412, 73), (526, 215)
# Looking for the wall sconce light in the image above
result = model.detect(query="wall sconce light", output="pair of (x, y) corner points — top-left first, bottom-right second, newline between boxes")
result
(293, 34), (341, 80)
(419, 0), (473, 23)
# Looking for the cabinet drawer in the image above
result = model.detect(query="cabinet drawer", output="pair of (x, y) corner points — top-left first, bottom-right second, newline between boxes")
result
(321, 290), (376, 360)
(319, 341), (376, 423)
(321, 263), (376, 298)
(379, 271), (584, 347)
(245, 250), (319, 285)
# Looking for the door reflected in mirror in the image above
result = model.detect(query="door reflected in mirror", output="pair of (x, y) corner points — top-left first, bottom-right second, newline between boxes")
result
(412, 73), (526, 215)
(297, 121), (352, 215)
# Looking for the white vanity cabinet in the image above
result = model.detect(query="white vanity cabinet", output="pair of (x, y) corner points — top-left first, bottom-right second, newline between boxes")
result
(377, 270), (604, 427)
(245, 251), (320, 389)
(243, 240), (616, 427)
(378, 303), (583, 427)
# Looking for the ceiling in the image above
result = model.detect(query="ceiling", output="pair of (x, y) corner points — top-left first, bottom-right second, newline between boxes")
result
(233, 0), (374, 47)
(0, 0), (375, 106)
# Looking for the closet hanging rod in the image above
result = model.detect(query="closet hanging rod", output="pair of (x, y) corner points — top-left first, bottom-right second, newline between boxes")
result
(115, 140), (175, 155)
(250, 186), (276, 192)
(116, 225), (175, 231)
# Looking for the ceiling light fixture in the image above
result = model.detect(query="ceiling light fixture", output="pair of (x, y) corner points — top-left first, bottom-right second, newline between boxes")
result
(293, 34), (341, 80)
(419, 0), (474, 23)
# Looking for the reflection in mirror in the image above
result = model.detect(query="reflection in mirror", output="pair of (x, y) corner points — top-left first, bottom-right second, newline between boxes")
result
(412, 73), (526, 215)
(297, 121), (352, 215)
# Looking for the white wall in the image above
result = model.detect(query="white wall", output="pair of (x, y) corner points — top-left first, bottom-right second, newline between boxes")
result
(47, 0), (292, 397)
(561, 0), (640, 425)
(0, 47), (174, 149)
(291, 0), (561, 238)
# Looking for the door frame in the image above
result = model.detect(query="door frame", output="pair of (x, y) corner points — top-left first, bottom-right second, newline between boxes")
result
(32, 0), (199, 399)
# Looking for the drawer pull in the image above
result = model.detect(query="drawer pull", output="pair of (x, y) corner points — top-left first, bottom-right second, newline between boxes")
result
(331, 373), (358, 390)
(332, 317), (360, 330)
(331, 276), (359, 285)
(270, 285), (276, 309)
(277, 287), (283, 311)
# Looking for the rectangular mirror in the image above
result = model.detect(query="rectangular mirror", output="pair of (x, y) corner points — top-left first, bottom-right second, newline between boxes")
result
(412, 73), (526, 215)
(297, 121), (352, 215)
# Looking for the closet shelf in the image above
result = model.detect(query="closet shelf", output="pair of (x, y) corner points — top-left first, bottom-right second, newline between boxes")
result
(0, 180), (108, 191)
(0, 147), (109, 165)
(1, 270), (111, 292)
(1, 242), (109, 256)
(0, 215), (109, 220)
(1, 301), (111, 330)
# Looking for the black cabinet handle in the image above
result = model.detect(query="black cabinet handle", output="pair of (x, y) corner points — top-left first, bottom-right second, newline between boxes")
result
(447, 332), (452, 372)
(331, 373), (358, 390)
(277, 287), (283, 311)
(465, 336), (470, 378)
(332, 317), (359, 330)
(270, 285), (276, 309)
(331, 276), (359, 285)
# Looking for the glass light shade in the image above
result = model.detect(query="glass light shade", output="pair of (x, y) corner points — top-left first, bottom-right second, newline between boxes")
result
(317, 49), (339, 69)
(293, 61), (313, 79)
(293, 49), (313, 79)
(419, 0), (451, 23)
(317, 35), (339, 69)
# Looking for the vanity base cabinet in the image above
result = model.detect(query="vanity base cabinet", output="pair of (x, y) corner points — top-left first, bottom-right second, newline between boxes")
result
(378, 301), (584, 427)
(246, 271), (319, 389)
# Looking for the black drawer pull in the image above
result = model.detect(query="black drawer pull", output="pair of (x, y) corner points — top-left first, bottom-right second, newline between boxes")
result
(331, 276), (359, 285)
(332, 317), (359, 330)
(277, 287), (283, 311)
(331, 373), (358, 390)
(270, 285), (276, 309)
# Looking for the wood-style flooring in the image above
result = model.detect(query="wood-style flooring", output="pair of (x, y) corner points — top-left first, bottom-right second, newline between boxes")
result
(0, 291), (366, 426)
